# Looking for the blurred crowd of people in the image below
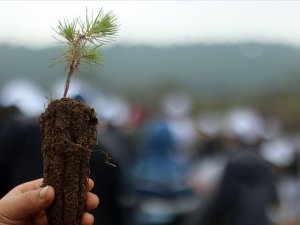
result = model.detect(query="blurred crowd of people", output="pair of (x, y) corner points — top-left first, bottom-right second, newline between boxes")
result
(1, 79), (300, 225)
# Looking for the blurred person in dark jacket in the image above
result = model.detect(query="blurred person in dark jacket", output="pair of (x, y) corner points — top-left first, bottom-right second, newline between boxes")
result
(261, 136), (300, 225)
(201, 150), (278, 225)
(130, 119), (198, 225)
(199, 107), (279, 225)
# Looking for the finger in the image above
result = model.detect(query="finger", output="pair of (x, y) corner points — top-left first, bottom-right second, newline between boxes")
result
(85, 192), (99, 210)
(6, 178), (44, 196)
(0, 186), (55, 220)
(81, 212), (94, 225)
(87, 178), (94, 192)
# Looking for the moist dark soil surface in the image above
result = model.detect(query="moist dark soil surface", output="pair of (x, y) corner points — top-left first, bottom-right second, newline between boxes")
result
(39, 98), (98, 225)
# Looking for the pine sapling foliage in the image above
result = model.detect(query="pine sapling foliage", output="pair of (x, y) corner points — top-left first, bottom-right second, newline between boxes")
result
(54, 8), (119, 98)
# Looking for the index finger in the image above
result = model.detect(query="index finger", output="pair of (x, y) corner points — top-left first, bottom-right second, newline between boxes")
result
(6, 178), (44, 196)
(7, 178), (94, 197)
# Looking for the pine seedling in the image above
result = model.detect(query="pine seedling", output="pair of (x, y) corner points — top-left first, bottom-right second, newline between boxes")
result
(54, 8), (119, 98)
(40, 8), (119, 225)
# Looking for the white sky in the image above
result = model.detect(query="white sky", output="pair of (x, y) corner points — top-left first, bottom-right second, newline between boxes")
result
(1, 1), (300, 48)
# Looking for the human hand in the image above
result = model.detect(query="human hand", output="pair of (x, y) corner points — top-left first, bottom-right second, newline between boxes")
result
(0, 178), (99, 225)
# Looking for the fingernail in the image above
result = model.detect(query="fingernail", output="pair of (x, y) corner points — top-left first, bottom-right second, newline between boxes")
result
(39, 186), (49, 199)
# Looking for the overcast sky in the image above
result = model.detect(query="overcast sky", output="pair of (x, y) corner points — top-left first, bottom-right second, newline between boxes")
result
(1, 1), (300, 48)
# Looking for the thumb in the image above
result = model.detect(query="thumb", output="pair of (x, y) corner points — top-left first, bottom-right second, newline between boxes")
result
(1, 186), (55, 220)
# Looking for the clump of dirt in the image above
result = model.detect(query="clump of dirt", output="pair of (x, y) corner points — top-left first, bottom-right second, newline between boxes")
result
(39, 98), (98, 225)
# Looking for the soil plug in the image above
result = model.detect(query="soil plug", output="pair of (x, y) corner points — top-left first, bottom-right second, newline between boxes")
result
(39, 9), (118, 225)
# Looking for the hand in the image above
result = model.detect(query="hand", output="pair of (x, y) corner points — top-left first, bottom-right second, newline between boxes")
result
(0, 178), (99, 225)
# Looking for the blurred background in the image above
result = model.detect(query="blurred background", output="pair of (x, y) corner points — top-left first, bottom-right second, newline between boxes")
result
(1, 1), (300, 225)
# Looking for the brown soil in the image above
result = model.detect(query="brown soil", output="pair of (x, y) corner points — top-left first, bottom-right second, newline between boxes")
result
(39, 98), (98, 225)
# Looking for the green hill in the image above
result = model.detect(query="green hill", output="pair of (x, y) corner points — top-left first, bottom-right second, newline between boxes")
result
(1, 43), (300, 102)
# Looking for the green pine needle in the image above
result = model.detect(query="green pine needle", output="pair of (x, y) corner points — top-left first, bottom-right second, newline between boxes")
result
(53, 8), (119, 97)
(58, 20), (76, 42)
(83, 47), (103, 65)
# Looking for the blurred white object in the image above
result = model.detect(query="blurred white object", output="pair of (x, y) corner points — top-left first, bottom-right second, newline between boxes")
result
(161, 92), (197, 155)
(223, 107), (264, 145)
(52, 79), (81, 99)
(95, 95), (130, 127)
(0, 79), (45, 117)
(276, 176), (300, 224)
(262, 117), (282, 140)
(51, 79), (102, 103)
(197, 112), (222, 137)
(261, 137), (295, 167)
(166, 117), (197, 152)
(160, 92), (192, 118)
(188, 157), (226, 196)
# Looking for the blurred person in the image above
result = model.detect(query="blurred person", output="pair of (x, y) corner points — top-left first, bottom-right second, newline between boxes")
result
(96, 104), (150, 225)
(92, 95), (133, 225)
(197, 107), (279, 225)
(0, 178), (98, 225)
(195, 112), (223, 158)
(160, 92), (197, 160)
(129, 119), (198, 225)
(222, 107), (265, 150)
(0, 105), (22, 129)
(184, 112), (226, 224)
(0, 117), (43, 197)
(261, 136), (300, 225)
(0, 80), (45, 193)
(96, 94), (134, 168)
(0, 89), (42, 197)
(131, 119), (188, 195)
(95, 94), (130, 128)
